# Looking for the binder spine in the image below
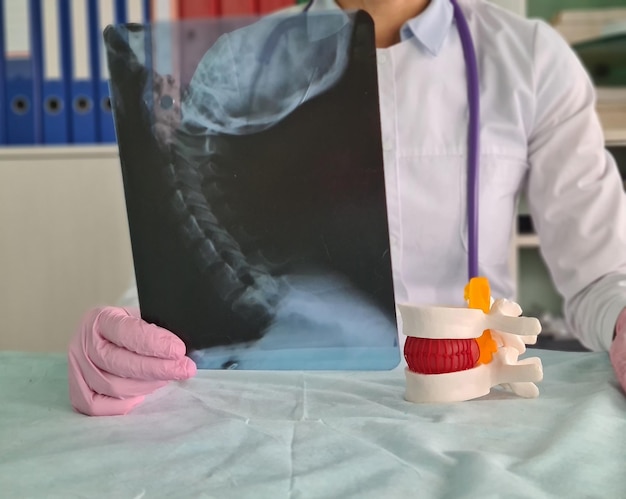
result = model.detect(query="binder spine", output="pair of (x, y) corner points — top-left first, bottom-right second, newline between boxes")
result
(115, 0), (128, 24)
(28, 0), (43, 143)
(142, 0), (151, 21)
(59, 0), (74, 141)
(178, 0), (220, 18)
(96, 0), (116, 142)
(0, 0), (7, 145)
(5, 59), (36, 144)
(259, 0), (297, 14)
(87, 0), (103, 141)
(68, 0), (97, 143)
(220, 0), (260, 16)
(5, 1), (36, 144)
(40, 0), (70, 144)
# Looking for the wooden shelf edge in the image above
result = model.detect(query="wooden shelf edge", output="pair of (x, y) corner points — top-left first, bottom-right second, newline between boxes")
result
(605, 136), (626, 148)
(0, 145), (119, 161)
(516, 234), (540, 248)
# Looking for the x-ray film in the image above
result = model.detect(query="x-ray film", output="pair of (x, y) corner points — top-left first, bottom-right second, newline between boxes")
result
(104, 10), (400, 370)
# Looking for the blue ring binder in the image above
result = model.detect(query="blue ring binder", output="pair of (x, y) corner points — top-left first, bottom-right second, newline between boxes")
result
(0, 0), (7, 145)
(29, 0), (44, 144)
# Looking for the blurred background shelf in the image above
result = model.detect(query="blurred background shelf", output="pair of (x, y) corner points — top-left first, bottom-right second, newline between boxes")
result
(515, 234), (540, 249)
(598, 103), (626, 147)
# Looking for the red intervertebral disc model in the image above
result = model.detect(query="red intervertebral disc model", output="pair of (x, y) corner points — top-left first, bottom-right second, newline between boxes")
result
(404, 337), (480, 374)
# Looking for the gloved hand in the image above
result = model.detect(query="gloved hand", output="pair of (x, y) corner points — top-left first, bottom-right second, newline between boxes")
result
(610, 308), (626, 394)
(68, 306), (197, 416)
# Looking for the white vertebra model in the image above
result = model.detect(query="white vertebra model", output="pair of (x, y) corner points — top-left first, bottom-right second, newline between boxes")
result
(398, 277), (544, 403)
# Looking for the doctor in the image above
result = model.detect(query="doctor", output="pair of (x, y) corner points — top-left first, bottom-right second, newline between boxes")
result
(68, 0), (626, 416)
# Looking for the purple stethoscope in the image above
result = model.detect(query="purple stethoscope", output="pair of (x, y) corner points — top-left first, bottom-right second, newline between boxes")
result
(303, 0), (481, 281)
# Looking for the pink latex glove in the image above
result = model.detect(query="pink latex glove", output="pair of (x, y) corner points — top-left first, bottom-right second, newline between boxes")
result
(68, 306), (196, 416)
(610, 308), (626, 394)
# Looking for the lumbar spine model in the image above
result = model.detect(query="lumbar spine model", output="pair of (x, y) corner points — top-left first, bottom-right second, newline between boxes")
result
(399, 277), (543, 403)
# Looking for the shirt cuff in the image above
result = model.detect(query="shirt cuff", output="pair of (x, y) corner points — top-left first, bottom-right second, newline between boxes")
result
(601, 298), (626, 351)
(615, 306), (626, 339)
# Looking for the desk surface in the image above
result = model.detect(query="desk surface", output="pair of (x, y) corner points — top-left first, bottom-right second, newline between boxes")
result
(1, 350), (624, 498)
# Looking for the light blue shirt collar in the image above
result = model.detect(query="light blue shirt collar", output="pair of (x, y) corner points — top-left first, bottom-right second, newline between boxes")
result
(400, 0), (454, 56)
(308, 0), (454, 56)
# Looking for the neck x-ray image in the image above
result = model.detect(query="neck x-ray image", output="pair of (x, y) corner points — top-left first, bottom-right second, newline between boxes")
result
(104, 10), (400, 370)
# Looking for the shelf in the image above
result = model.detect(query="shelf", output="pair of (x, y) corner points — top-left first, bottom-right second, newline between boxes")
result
(597, 88), (626, 147)
(515, 234), (540, 248)
(0, 144), (119, 161)
(598, 106), (626, 147)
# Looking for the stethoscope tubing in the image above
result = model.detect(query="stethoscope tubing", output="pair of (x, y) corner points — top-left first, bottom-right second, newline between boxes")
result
(449, 0), (480, 280)
(303, 0), (481, 280)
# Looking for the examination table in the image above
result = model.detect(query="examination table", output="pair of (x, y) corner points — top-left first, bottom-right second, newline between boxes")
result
(1, 349), (624, 498)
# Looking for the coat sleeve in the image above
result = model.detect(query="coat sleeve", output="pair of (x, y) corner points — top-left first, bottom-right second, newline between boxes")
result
(526, 21), (626, 352)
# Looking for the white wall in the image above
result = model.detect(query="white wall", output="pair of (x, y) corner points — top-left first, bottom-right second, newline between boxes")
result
(0, 147), (134, 352)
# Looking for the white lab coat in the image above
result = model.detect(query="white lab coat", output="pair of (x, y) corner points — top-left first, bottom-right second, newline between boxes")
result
(368, 0), (626, 353)
(385, 0), (626, 353)
(122, 0), (626, 355)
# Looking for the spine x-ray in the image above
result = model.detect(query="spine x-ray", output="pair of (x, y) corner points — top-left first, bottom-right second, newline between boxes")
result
(104, 10), (400, 370)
